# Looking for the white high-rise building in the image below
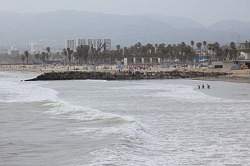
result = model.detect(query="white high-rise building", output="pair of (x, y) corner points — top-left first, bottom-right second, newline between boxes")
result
(77, 39), (87, 47)
(104, 39), (111, 50)
(88, 39), (95, 48)
(87, 39), (112, 50)
(65, 39), (76, 50)
(96, 39), (103, 48)
(65, 38), (111, 51)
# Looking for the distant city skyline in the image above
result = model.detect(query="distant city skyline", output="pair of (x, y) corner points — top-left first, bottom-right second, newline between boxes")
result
(0, 0), (249, 25)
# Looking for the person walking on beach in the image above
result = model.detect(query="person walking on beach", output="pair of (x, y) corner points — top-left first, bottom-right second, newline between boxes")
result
(202, 84), (205, 89)
(207, 84), (211, 89)
(198, 85), (201, 89)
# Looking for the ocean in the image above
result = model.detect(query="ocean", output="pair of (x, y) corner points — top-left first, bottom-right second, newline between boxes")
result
(1, 72), (250, 166)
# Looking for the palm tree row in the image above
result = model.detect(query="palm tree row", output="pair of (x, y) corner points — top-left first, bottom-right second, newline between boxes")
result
(20, 41), (240, 65)
(20, 47), (51, 65)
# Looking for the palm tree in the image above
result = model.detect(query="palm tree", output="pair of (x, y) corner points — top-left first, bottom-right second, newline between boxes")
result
(41, 52), (47, 65)
(46, 47), (51, 62)
(245, 40), (249, 49)
(75, 45), (89, 65)
(180, 42), (186, 63)
(196, 42), (202, 50)
(145, 43), (154, 55)
(207, 43), (214, 62)
(24, 51), (29, 65)
(196, 42), (202, 63)
(62, 48), (68, 65)
(203, 41), (207, 55)
(116, 45), (121, 57)
(21, 54), (25, 65)
(213, 42), (221, 61)
(116, 45), (121, 51)
(46, 47), (51, 54)
(202, 41), (207, 48)
(158, 43), (166, 56)
(66, 48), (73, 66)
(154, 44), (158, 55)
(190, 40), (195, 49)
(230, 42), (237, 60)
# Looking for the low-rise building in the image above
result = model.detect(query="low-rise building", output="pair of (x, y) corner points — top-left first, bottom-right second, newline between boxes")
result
(239, 51), (250, 60)
(238, 41), (250, 60)
(234, 60), (250, 69)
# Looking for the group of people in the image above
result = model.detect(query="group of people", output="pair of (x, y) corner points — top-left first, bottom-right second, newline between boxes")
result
(198, 84), (211, 90)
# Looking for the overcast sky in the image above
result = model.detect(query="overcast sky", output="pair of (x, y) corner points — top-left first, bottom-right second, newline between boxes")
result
(0, 0), (249, 24)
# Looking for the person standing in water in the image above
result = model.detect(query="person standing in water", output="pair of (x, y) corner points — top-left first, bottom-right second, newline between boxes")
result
(202, 84), (205, 89)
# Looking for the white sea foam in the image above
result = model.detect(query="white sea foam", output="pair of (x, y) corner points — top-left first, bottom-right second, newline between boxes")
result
(44, 94), (165, 166)
(45, 101), (134, 123)
(113, 83), (250, 103)
(0, 80), (58, 103)
(87, 120), (174, 166)
(0, 75), (134, 124)
(152, 84), (222, 102)
(153, 84), (250, 103)
(37, 86), (173, 166)
(2, 75), (250, 166)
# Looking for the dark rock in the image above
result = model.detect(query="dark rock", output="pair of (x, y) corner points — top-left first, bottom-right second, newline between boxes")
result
(25, 70), (229, 81)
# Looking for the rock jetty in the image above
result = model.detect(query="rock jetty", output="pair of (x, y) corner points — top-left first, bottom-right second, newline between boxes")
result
(26, 70), (228, 81)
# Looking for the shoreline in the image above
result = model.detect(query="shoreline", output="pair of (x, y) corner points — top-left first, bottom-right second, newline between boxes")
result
(193, 75), (250, 84)
(1, 64), (250, 84)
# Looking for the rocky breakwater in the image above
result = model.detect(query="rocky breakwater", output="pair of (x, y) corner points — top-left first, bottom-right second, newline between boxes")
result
(25, 70), (228, 81)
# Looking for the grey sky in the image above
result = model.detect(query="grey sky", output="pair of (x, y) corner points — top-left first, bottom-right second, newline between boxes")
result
(0, 0), (249, 24)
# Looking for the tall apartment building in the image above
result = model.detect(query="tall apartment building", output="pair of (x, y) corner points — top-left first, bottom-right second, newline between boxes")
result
(77, 39), (87, 46)
(65, 39), (76, 51)
(104, 39), (111, 50)
(65, 38), (111, 51)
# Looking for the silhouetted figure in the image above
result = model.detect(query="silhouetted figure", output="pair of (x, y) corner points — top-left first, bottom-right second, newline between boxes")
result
(207, 84), (211, 89)
(198, 85), (201, 89)
(202, 84), (205, 89)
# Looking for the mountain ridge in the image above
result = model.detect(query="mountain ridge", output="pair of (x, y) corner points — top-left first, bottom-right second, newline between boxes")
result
(0, 10), (249, 48)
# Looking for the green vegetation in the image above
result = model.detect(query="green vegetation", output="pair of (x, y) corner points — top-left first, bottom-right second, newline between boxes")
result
(18, 41), (242, 66)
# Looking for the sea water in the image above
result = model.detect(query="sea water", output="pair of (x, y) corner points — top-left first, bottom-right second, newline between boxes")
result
(1, 72), (250, 166)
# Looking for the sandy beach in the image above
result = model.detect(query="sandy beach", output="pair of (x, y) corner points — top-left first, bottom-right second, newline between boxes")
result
(194, 69), (250, 83)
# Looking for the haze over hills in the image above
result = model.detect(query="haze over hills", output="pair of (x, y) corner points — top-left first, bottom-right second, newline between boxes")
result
(0, 10), (249, 49)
